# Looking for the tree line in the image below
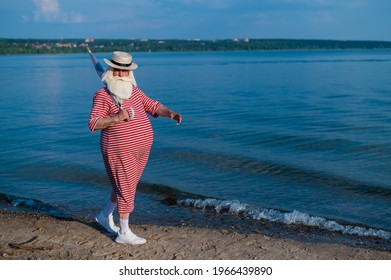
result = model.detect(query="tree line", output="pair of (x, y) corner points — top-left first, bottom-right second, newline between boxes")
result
(1, 38), (391, 55)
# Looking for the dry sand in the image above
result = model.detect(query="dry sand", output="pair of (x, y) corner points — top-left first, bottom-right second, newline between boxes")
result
(0, 210), (390, 260)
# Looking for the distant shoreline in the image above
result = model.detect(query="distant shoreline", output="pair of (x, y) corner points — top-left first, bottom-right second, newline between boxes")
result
(1, 38), (391, 55)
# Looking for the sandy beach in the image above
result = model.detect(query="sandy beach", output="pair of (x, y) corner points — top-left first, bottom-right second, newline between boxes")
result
(0, 210), (390, 260)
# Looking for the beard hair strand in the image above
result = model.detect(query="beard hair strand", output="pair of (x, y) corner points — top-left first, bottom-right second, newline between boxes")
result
(102, 69), (134, 102)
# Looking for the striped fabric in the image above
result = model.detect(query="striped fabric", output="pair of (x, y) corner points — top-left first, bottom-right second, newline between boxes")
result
(89, 87), (160, 214)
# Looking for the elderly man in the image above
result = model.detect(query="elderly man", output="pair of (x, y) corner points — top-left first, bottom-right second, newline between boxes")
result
(88, 51), (182, 245)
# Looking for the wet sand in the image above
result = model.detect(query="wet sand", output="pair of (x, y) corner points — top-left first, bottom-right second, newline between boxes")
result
(0, 210), (390, 260)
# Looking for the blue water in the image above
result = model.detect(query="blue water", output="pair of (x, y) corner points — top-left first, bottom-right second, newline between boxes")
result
(1, 50), (391, 244)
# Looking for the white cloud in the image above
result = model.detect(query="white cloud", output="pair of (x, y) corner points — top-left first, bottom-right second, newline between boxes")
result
(33, 0), (84, 23)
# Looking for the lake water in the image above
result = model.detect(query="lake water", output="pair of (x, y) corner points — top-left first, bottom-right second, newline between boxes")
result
(1, 50), (391, 247)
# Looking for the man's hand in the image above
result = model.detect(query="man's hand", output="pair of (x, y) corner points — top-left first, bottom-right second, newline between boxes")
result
(171, 112), (182, 125)
(156, 104), (182, 125)
(116, 108), (130, 122)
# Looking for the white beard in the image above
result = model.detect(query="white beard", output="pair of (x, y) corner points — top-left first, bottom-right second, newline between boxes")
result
(102, 69), (137, 105)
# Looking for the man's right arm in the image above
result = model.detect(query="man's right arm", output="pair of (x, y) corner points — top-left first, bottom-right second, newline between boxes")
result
(93, 108), (129, 131)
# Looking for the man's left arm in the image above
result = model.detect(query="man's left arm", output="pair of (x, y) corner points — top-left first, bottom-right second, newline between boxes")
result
(156, 104), (182, 125)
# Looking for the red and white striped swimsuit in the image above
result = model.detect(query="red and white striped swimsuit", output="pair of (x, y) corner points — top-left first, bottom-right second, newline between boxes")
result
(89, 87), (160, 214)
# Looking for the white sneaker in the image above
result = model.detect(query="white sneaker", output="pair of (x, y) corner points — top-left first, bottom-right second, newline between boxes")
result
(95, 212), (120, 234)
(115, 230), (147, 245)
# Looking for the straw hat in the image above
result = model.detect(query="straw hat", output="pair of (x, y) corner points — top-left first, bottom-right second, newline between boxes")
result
(103, 51), (138, 71)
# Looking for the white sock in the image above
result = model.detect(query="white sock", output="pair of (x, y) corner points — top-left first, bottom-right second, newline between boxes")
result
(102, 200), (117, 218)
(119, 218), (130, 234)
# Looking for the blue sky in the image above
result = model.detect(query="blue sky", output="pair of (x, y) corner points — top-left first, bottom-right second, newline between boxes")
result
(1, 0), (390, 40)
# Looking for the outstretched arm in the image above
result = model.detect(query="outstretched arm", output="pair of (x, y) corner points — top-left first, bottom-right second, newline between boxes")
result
(155, 104), (182, 125)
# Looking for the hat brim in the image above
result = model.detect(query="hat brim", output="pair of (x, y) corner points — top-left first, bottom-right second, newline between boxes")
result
(103, 58), (138, 71)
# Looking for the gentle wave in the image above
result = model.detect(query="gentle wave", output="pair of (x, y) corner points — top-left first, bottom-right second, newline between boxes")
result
(177, 198), (391, 240)
(154, 148), (391, 200)
(0, 193), (68, 219)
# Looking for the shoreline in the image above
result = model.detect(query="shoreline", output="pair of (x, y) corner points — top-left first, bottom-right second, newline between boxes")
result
(2, 38), (391, 55)
(0, 210), (390, 260)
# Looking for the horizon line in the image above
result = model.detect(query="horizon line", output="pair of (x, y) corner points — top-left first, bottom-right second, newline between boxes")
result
(1, 37), (391, 43)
